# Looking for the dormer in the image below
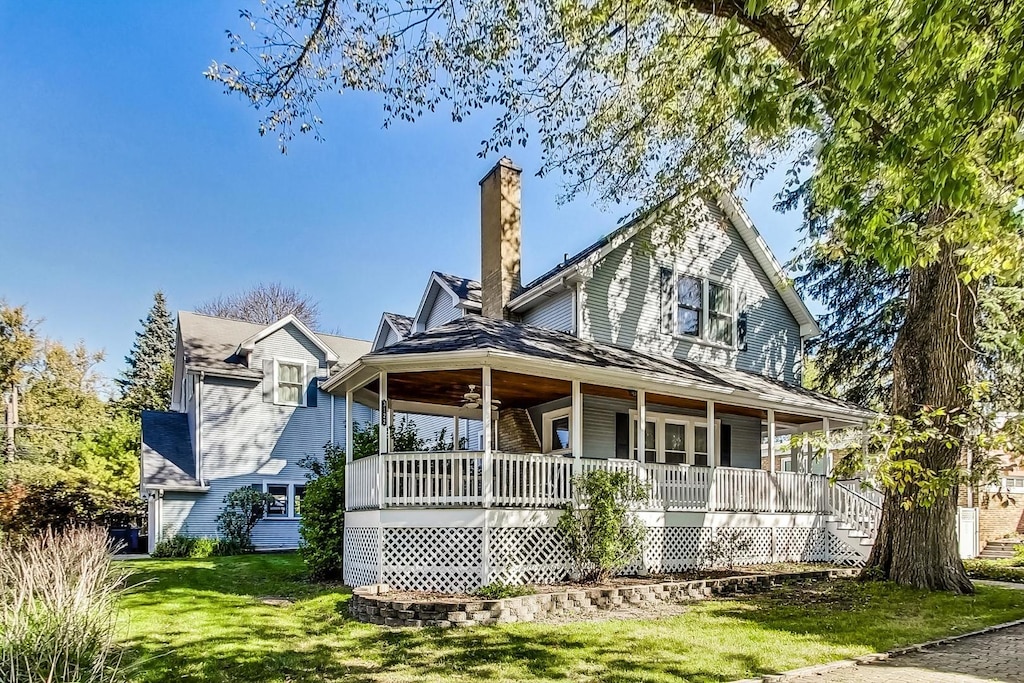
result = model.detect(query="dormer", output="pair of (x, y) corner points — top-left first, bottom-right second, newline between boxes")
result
(411, 272), (481, 333)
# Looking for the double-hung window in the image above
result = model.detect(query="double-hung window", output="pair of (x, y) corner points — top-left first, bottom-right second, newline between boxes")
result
(665, 269), (737, 348)
(275, 360), (306, 406)
(676, 275), (703, 338)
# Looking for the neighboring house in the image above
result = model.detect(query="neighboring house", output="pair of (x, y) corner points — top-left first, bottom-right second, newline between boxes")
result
(143, 157), (878, 587)
(140, 312), (371, 553)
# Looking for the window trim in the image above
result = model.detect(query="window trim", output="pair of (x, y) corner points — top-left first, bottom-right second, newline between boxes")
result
(260, 480), (307, 520)
(542, 407), (573, 455)
(273, 357), (308, 407)
(628, 410), (722, 466)
(666, 268), (738, 350)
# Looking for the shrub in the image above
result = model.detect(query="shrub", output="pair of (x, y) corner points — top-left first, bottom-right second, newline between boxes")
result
(298, 442), (346, 580)
(475, 582), (536, 599)
(964, 558), (1024, 584)
(556, 470), (648, 582)
(215, 487), (275, 550)
(1014, 543), (1024, 566)
(0, 526), (129, 682)
(150, 535), (243, 559)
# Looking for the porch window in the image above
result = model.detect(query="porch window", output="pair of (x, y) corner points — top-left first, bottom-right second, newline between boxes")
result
(676, 275), (703, 337)
(630, 411), (720, 465)
(694, 426), (710, 467)
(543, 408), (572, 454)
(275, 360), (306, 406)
(664, 422), (687, 464)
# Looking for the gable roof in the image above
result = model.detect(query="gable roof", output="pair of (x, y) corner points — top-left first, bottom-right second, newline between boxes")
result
(412, 271), (483, 332)
(434, 272), (482, 307)
(141, 411), (203, 490)
(335, 315), (870, 422)
(177, 311), (369, 379)
(237, 314), (339, 362)
(372, 312), (415, 351)
(508, 193), (820, 337)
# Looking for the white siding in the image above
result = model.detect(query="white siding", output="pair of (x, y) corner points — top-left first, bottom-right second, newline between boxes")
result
(521, 288), (574, 332)
(579, 199), (803, 384)
(425, 293), (461, 330)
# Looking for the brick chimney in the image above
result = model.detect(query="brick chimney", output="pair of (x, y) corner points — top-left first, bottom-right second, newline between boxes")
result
(479, 157), (522, 319)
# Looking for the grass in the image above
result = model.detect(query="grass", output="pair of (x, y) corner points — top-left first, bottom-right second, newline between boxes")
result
(119, 553), (1024, 683)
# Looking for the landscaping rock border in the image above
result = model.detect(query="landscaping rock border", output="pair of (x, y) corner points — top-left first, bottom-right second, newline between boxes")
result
(349, 568), (860, 628)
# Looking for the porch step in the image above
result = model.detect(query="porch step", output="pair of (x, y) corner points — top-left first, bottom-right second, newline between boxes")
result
(979, 540), (1021, 560)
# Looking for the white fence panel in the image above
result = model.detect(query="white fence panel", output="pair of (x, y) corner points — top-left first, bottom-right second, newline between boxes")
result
(347, 455), (379, 510)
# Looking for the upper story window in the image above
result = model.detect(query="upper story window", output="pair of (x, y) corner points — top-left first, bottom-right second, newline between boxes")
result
(662, 268), (737, 348)
(275, 359), (306, 406)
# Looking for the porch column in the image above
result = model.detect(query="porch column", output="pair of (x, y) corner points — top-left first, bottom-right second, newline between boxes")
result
(482, 366), (493, 507)
(706, 400), (716, 468)
(378, 371), (388, 455)
(822, 417), (831, 475)
(345, 389), (354, 464)
(636, 389), (646, 462)
(453, 416), (461, 451)
(481, 366), (493, 585)
(767, 409), (777, 514)
(571, 380), (583, 475)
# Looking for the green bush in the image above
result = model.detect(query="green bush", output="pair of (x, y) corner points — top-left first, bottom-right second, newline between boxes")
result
(1014, 543), (1024, 565)
(964, 559), (1024, 584)
(0, 527), (129, 682)
(151, 535), (244, 558)
(298, 442), (347, 580)
(556, 469), (648, 582)
(216, 487), (275, 550)
(475, 582), (537, 599)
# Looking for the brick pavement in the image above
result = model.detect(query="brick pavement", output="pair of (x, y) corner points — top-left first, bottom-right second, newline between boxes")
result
(782, 623), (1024, 683)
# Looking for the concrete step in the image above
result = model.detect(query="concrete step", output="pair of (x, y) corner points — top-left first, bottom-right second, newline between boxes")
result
(979, 551), (1017, 559)
(985, 541), (1022, 550)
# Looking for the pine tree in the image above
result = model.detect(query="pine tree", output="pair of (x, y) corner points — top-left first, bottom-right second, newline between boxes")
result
(118, 292), (175, 414)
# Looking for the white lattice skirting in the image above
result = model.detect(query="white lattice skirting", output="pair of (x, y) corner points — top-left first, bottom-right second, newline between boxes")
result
(344, 513), (851, 592)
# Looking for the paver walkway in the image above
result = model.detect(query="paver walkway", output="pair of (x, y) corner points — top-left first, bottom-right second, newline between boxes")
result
(783, 623), (1024, 683)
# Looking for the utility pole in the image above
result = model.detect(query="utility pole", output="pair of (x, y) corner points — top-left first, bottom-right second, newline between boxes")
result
(4, 385), (16, 462)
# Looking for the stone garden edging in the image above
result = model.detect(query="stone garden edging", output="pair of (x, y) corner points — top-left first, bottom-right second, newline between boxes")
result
(349, 567), (860, 628)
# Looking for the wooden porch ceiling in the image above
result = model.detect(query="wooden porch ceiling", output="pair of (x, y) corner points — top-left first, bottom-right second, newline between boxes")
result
(373, 372), (824, 424)
(381, 369), (570, 409)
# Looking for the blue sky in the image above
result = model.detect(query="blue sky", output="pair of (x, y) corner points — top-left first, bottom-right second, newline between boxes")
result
(0, 2), (804, 388)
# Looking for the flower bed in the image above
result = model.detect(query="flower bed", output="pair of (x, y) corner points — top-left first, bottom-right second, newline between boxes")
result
(349, 567), (860, 628)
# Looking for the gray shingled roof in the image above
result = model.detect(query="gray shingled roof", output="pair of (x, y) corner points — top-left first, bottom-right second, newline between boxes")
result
(177, 311), (370, 378)
(368, 315), (871, 418)
(141, 411), (201, 489)
(434, 272), (482, 306)
(383, 312), (413, 337)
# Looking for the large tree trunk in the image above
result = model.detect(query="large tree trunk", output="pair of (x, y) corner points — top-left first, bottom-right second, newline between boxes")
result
(863, 238), (976, 593)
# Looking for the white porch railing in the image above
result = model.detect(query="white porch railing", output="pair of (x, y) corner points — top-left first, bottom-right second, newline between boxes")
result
(828, 480), (882, 538)
(347, 452), (842, 514)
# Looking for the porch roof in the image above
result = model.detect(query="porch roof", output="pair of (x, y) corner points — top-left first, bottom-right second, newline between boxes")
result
(324, 315), (873, 422)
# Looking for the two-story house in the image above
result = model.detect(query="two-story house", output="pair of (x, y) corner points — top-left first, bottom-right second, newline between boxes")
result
(142, 157), (877, 588)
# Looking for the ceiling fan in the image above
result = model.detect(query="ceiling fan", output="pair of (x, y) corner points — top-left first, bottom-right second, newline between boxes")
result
(461, 384), (501, 410)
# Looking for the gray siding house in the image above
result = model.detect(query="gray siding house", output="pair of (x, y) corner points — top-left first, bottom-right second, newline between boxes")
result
(143, 157), (874, 578)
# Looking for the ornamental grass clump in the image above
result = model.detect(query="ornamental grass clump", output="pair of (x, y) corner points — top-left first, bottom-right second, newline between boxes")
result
(0, 526), (129, 683)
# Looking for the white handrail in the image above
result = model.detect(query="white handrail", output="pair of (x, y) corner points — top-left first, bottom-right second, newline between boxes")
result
(828, 481), (881, 538)
(347, 455), (380, 510)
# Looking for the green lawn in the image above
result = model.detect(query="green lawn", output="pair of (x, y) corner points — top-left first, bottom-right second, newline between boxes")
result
(119, 554), (1024, 683)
